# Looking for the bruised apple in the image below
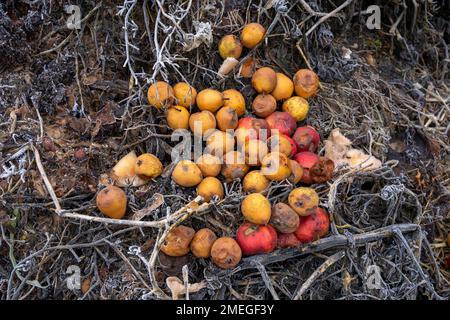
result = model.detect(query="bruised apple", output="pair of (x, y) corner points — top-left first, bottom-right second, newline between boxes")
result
(222, 89), (246, 117)
(294, 207), (330, 243)
(96, 185), (127, 219)
(236, 222), (277, 255)
(267, 134), (297, 157)
(252, 94), (276, 118)
(288, 159), (304, 184)
(294, 152), (319, 184)
(189, 110), (216, 136)
(196, 154), (222, 177)
(218, 34), (243, 59)
(190, 228), (217, 258)
(292, 126), (320, 152)
(260, 152), (291, 181)
(277, 233), (301, 248)
(252, 67), (277, 94)
(161, 225), (195, 257)
(271, 73), (294, 101)
(216, 106), (238, 131)
(265, 112), (296, 137)
(243, 139), (268, 166)
(205, 130), (235, 156)
(148, 81), (175, 109)
(135, 153), (163, 179)
(242, 170), (270, 194)
(282, 96), (309, 122)
(221, 151), (249, 182)
(293, 69), (320, 99)
(309, 157), (335, 184)
(173, 82), (197, 107)
(211, 237), (242, 269)
(269, 203), (299, 234)
(171, 160), (203, 187)
(288, 187), (319, 216)
(196, 89), (224, 112)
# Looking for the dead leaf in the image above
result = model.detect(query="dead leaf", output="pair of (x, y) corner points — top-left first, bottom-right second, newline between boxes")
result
(131, 193), (165, 221)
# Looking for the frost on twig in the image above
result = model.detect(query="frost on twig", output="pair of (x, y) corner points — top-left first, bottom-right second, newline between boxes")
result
(182, 21), (213, 52)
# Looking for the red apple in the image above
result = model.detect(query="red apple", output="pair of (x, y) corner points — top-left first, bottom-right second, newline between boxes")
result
(294, 152), (319, 184)
(294, 207), (330, 243)
(265, 112), (296, 137)
(236, 222), (277, 256)
(235, 117), (270, 145)
(292, 126), (320, 152)
(277, 233), (301, 248)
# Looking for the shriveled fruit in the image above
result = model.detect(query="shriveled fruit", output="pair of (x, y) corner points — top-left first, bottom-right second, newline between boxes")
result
(288, 187), (319, 216)
(221, 151), (249, 182)
(292, 126), (320, 152)
(309, 157), (335, 183)
(269, 203), (300, 234)
(265, 111), (296, 137)
(135, 153), (163, 179)
(161, 225), (195, 257)
(271, 73), (294, 101)
(243, 139), (268, 166)
(222, 89), (246, 117)
(277, 233), (301, 248)
(196, 154), (222, 177)
(293, 69), (320, 98)
(252, 67), (277, 94)
(252, 94), (276, 118)
(173, 82), (197, 107)
(111, 151), (148, 187)
(239, 57), (258, 78)
(241, 193), (271, 225)
(267, 134), (297, 157)
(216, 106), (238, 131)
(196, 89), (223, 112)
(260, 152), (292, 181)
(148, 81), (175, 109)
(294, 152), (320, 184)
(189, 110), (216, 136)
(235, 117), (270, 146)
(171, 160), (203, 187)
(190, 228), (217, 258)
(282, 96), (309, 122)
(218, 34), (243, 59)
(240, 23), (266, 49)
(96, 185), (127, 219)
(205, 130), (235, 156)
(242, 170), (269, 194)
(236, 223), (277, 256)
(288, 159), (304, 184)
(294, 207), (330, 243)
(196, 177), (224, 202)
(211, 237), (242, 269)
(166, 105), (190, 130)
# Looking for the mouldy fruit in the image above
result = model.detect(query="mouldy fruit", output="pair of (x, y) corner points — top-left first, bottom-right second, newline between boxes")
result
(294, 207), (330, 243)
(271, 73), (294, 101)
(196, 177), (224, 202)
(205, 130), (235, 156)
(218, 34), (243, 59)
(277, 233), (301, 248)
(171, 160), (203, 187)
(294, 152), (319, 184)
(135, 153), (163, 179)
(173, 82), (197, 107)
(240, 23), (266, 49)
(221, 151), (249, 182)
(252, 94), (276, 118)
(166, 105), (190, 130)
(260, 152), (292, 181)
(243, 139), (268, 166)
(292, 126), (320, 152)
(96, 185), (127, 219)
(216, 106), (238, 131)
(267, 134), (297, 157)
(161, 225), (195, 257)
(190, 228), (217, 258)
(309, 157), (335, 184)
(288, 159), (304, 184)
(235, 117), (270, 146)
(269, 203), (300, 234)
(189, 110), (216, 136)
(111, 151), (148, 187)
(239, 57), (258, 78)
(252, 67), (277, 94)
(265, 112), (297, 137)
(148, 81), (175, 109)
(242, 170), (269, 194)
(282, 96), (309, 122)
(241, 193), (271, 225)
(236, 223), (277, 256)
(196, 89), (223, 112)
(196, 154), (222, 177)
(288, 187), (319, 216)
(293, 69), (320, 99)
(222, 89), (246, 117)
(211, 237), (242, 269)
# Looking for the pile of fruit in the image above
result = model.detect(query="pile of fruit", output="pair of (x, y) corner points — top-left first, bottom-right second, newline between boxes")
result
(95, 23), (337, 270)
